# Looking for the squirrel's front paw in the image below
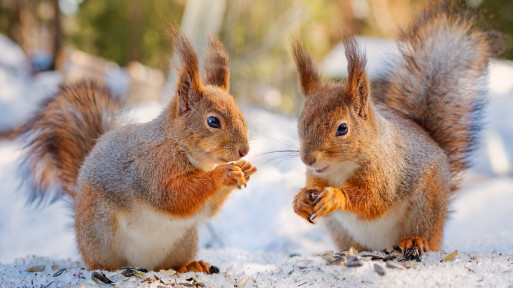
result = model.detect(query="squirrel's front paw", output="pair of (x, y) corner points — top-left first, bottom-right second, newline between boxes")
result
(216, 163), (246, 189)
(293, 188), (318, 224)
(311, 187), (346, 221)
(234, 159), (257, 182)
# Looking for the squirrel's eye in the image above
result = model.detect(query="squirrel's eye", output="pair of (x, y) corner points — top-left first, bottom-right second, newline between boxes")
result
(207, 116), (221, 129)
(336, 123), (348, 136)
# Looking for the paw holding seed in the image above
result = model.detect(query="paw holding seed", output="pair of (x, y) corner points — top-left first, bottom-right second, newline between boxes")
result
(310, 187), (347, 221)
(293, 188), (319, 223)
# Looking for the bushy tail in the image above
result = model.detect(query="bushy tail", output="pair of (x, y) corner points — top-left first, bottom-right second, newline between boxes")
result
(379, 1), (501, 190)
(20, 81), (121, 203)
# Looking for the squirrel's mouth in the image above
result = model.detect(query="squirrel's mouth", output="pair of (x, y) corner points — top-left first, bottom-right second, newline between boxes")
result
(315, 166), (329, 173)
(218, 157), (229, 163)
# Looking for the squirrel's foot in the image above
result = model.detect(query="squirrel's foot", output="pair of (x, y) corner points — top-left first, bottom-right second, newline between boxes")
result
(293, 188), (318, 223)
(394, 236), (430, 261)
(177, 260), (211, 274)
(234, 159), (257, 183)
(311, 187), (346, 221)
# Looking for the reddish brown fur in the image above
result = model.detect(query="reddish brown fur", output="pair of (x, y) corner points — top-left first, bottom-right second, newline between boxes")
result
(21, 27), (255, 272)
(291, 1), (496, 253)
(204, 35), (230, 91)
(20, 81), (121, 202)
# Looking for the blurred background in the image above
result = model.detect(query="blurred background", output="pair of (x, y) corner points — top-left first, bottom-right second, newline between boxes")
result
(1, 0), (513, 263)
(0, 0), (512, 120)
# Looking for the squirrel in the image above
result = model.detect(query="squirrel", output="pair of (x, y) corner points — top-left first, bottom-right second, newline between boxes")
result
(291, 1), (500, 257)
(19, 27), (256, 272)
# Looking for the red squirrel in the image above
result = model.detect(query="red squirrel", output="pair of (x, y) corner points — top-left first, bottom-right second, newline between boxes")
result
(20, 27), (256, 272)
(291, 1), (500, 257)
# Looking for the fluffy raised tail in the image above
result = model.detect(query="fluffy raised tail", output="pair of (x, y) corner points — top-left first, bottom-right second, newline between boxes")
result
(20, 81), (121, 203)
(379, 1), (501, 190)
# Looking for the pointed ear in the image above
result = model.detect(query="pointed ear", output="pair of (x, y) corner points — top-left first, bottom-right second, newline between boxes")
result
(204, 35), (230, 91)
(170, 24), (203, 115)
(342, 33), (370, 120)
(290, 37), (322, 97)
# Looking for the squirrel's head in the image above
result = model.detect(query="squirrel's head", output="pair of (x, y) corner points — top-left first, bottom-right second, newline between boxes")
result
(169, 28), (249, 171)
(292, 34), (376, 175)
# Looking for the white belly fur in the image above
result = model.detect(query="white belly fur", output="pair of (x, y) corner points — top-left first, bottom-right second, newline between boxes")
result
(328, 201), (406, 250)
(114, 201), (204, 269)
(319, 161), (406, 250)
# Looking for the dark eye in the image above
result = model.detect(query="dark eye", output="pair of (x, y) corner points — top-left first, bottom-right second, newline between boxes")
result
(207, 116), (221, 129)
(336, 123), (348, 136)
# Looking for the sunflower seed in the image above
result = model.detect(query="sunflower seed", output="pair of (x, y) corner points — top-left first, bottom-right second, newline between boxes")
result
(26, 265), (45, 272)
(374, 264), (386, 276)
(91, 271), (114, 285)
(345, 260), (364, 268)
(386, 261), (406, 270)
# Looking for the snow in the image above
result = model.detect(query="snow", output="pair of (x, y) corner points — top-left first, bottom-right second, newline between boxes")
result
(1, 35), (513, 287)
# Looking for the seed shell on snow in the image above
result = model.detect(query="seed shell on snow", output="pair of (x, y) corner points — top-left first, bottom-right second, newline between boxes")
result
(386, 261), (406, 270)
(91, 271), (114, 285)
(345, 259), (364, 268)
(443, 250), (459, 262)
(26, 265), (45, 272)
(52, 268), (67, 277)
(374, 263), (386, 276)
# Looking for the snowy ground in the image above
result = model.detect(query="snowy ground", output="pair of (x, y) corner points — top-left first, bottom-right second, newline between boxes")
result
(1, 35), (513, 287)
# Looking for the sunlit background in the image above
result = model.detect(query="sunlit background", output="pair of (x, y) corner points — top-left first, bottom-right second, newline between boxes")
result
(1, 0), (512, 117)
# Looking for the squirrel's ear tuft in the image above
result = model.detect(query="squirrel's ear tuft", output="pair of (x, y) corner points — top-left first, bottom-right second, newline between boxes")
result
(291, 36), (322, 97)
(204, 35), (230, 91)
(342, 32), (369, 120)
(169, 24), (203, 115)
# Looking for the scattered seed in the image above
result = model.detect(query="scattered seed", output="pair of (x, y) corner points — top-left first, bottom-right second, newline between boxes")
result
(209, 265), (220, 274)
(402, 261), (418, 269)
(405, 247), (422, 262)
(383, 255), (397, 262)
(121, 269), (136, 277)
(374, 263), (386, 276)
(51, 265), (59, 271)
(361, 256), (373, 262)
(329, 256), (349, 265)
(386, 261), (406, 270)
(443, 250), (458, 262)
(160, 269), (177, 276)
(345, 260), (364, 268)
(26, 265), (45, 272)
(381, 249), (390, 255)
(237, 276), (250, 288)
(91, 272), (114, 285)
(52, 268), (67, 277)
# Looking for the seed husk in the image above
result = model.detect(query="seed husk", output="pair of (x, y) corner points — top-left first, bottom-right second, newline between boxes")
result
(405, 247), (422, 262)
(209, 265), (220, 274)
(442, 250), (458, 262)
(26, 265), (45, 272)
(374, 264), (386, 276)
(345, 260), (364, 268)
(329, 256), (349, 265)
(91, 271), (114, 285)
(383, 255), (397, 262)
(52, 268), (67, 277)
(386, 261), (406, 270)
(402, 261), (418, 269)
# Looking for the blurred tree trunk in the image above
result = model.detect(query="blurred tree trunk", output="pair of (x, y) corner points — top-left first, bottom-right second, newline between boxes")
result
(129, 0), (142, 62)
(51, 0), (62, 70)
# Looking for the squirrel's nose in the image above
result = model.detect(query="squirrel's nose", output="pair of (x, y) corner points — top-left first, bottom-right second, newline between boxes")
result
(301, 153), (317, 167)
(238, 144), (249, 158)
(239, 149), (247, 158)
